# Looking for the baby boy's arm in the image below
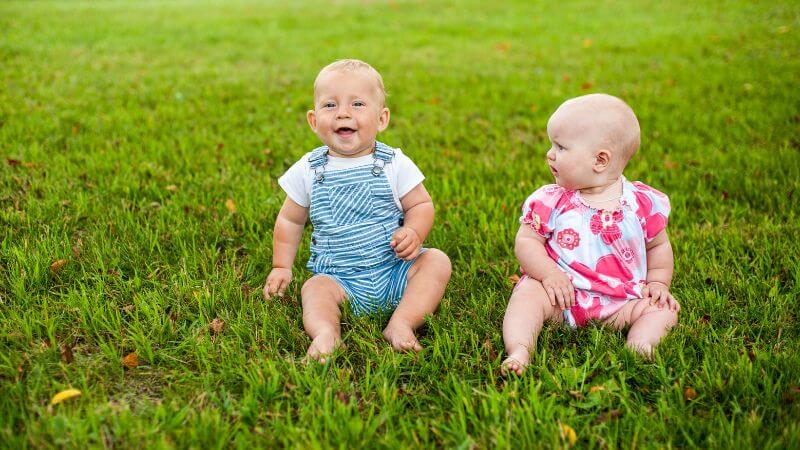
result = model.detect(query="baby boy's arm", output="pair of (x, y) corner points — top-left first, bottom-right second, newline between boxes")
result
(643, 229), (679, 310)
(391, 183), (434, 261)
(264, 197), (309, 299)
(516, 225), (575, 309)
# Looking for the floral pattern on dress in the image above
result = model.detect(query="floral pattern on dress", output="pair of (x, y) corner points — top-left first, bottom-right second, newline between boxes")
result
(556, 228), (580, 250)
(518, 178), (671, 327)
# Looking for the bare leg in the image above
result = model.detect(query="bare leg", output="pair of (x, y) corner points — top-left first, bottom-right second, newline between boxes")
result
(383, 249), (451, 352)
(501, 277), (562, 376)
(603, 298), (679, 357)
(301, 275), (347, 363)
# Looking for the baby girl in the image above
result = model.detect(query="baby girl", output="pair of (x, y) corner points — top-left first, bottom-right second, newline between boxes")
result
(502, 93), (680, 375)
(264, 59), (451, 362)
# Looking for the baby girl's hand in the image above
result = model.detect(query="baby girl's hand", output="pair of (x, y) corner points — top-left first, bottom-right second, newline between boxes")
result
(390, 227), (422, 261)
(643, 281), (680, 312)
(542, 269), (575, 310)
(264, 267), (292, 299)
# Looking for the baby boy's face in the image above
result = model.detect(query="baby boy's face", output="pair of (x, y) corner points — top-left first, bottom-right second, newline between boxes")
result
(307, 70), (389, 158)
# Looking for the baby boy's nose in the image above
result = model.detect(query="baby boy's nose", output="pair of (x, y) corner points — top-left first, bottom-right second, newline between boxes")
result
(336, 106), (351, 118)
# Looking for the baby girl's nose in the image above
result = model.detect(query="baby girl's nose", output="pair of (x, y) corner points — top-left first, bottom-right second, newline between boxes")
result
(546, 148), (556, 160)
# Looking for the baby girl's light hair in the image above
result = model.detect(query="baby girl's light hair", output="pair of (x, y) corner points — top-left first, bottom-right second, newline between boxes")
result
(314, 59), (387, 106)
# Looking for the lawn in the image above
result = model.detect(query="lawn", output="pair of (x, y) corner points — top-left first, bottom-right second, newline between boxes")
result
(1, 0), (799, 448)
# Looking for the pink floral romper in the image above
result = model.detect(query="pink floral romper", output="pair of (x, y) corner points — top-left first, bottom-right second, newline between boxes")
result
(517, 176), (671, 327)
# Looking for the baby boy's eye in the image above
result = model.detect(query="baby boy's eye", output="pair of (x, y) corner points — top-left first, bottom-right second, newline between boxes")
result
(323, 102), (336, 108)
(353, 101), (365, 107)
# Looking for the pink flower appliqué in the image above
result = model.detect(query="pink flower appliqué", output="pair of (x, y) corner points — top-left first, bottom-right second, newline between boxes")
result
(556, 228), (581, 250)
(590, 210), (624, 245)
(620, 247), (635, 263)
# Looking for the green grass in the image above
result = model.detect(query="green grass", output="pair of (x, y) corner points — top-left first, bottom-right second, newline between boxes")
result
(2, 0), (799, 447)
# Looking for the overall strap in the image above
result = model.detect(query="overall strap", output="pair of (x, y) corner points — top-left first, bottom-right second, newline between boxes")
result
(371, 141), (395, 176)
(308, 146), (328, 183)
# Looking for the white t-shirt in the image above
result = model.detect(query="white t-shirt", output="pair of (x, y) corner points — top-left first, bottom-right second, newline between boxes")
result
(278, 147), (425, 209)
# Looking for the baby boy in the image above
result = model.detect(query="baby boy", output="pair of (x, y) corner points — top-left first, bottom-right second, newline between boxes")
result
(264, 59), (451, 362)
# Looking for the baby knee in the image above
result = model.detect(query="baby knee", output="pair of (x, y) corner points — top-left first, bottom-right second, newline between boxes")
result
(424, 248), (452, 280)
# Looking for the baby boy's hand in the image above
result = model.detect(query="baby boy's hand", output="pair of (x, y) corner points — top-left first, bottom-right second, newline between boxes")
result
(390, 227), (422, 261)
(541, 269), (575, 310)
(264, 267), (292, 299)
(643, 281), (680, 312)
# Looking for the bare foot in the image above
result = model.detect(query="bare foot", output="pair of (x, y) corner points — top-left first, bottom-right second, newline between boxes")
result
(501, 349), (531, 376)
(306, 331), (341, 363)
(383, 320), (422, 352)
(627, 341), (654, 359)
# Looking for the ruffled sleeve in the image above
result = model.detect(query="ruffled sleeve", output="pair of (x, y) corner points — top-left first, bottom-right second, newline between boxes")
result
(630, 181), (671, 242)
(519, 184), (564, 238)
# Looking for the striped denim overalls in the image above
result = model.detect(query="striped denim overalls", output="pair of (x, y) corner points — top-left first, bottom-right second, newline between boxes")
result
(306, 141), (421, 316)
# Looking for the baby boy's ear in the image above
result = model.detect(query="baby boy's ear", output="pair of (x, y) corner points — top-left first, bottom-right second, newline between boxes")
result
(306, 110), (318, 131)
(377, 107), (390, 132)
(594, 149), (611, 172)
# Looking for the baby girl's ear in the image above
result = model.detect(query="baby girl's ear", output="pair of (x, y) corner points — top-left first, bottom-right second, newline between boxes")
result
(594, 149), (611, 172)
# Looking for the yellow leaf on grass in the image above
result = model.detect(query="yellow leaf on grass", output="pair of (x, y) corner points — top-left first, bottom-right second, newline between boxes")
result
(122, 352), (139, 369)
(51, 388), (82, 405)
(559, 422), (577, 446)
(225, 198), (237, 213)
(50, 259), (69, 273)
(684, 387), (698, 401)
(508, 274), (521, 284)
(589, 385), (605, 394)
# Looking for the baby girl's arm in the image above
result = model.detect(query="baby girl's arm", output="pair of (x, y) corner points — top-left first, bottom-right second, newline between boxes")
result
(264, 198), (309, 299)
(391, 183), (434, 261)
(516, 225), (575, 310)
(643, 229), (679, 311)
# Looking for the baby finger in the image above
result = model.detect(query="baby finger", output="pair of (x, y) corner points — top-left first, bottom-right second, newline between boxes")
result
(546, 287), (557, 307)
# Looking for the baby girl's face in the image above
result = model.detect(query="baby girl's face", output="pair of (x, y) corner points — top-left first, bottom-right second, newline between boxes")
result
(307, 70), (389, 158)
(545, 106), (608, 190)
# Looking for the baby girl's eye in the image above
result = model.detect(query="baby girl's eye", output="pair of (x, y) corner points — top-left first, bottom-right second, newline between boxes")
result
(323, 102), (336, 108)
(353, 101), (365, 107)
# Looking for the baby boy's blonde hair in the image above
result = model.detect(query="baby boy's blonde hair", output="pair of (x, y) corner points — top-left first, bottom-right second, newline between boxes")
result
(313, 59), (387, 106)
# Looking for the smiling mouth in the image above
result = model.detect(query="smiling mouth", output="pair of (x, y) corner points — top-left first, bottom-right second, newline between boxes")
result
(335, 127), (356, 137)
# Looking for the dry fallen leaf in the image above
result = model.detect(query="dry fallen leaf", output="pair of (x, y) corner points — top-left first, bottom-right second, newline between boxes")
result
(684, 387), (698, 401)
(122, 304), (135, 314)
(209, 318), (225, 335)
(581, 82), (594, 90)
(165, 184), (178, 193)
(50, 259), (69, 273)
(122, 353), (139, 369)
(50, 388), (82, 405)
(494, 42), (511, 52)
(559, 422), (577, 446)
(664, 161), (679, 170)
(225, 199), (237, 213)
(60, 343), (74, 364)
(589, 385), (605, 394)
(508, 274), (521, 284)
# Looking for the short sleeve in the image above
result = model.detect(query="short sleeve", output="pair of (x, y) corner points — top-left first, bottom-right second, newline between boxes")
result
(631, 181), (670, 242)
(391, 150), (425, 198)
(519, 185), (564, 238)
(277, 157), (311, 207)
